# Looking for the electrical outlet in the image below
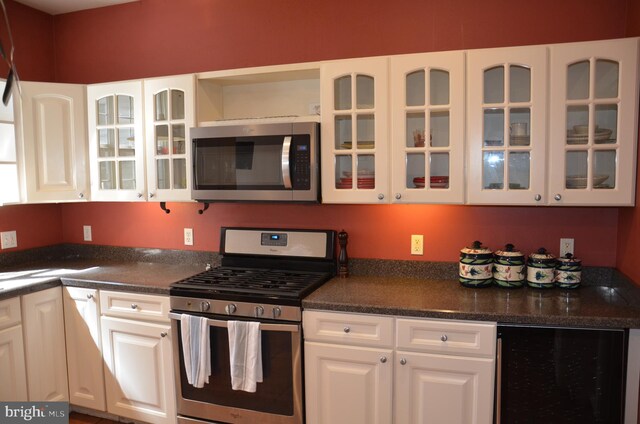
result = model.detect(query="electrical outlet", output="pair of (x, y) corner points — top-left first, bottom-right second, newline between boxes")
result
(83, 225), (92, 242)
(411, 234), (424, 255)
(560, 238), (574, 257)
(1, 230), (17, 249)
(184, 228), (194, 246)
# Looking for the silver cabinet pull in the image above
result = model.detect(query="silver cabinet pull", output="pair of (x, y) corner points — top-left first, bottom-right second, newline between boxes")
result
(534, 194), (542, 201)
(378, 193), (385, 200)
(149, 192), (155, 198)
(86, 293), (94, 299)
(380, 356), (387, 363)
(160, 332), (168, 338)
(137, 193), (143, 199)
(343, 326), (350, 333)
(131, 303), (138, 310)
(554, 194), (562, 201)
(395, 193), (401, 200)
(400, 358), (407, 365)
(78, 192), (84, 199)
(440, 334), (448, 342)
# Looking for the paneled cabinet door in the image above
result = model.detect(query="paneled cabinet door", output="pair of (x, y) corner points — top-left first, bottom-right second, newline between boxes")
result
(101, 316), (176, 424)
(0, 325), (28, 401)
(144, 75), (195, 201)
(394, 351), (495, 424)
(390, 51), (465, 203)
(87, 80), (146, 201)
(22, 287), (69, 402)
(321, 57), (390, 203)
(548, 38), (640, 206)
(467, 46), (548, 205)
(17, 82), (89, 202)
(63, 287), (106, 411)
(304, 341), (393, 424)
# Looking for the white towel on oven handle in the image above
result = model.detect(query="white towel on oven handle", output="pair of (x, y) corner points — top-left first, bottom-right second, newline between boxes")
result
(227, 320), (263, 392)
(181, 314), (211, 388)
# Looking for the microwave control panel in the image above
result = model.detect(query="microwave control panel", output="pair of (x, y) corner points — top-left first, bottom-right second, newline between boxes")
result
(292, 136), (311, 190)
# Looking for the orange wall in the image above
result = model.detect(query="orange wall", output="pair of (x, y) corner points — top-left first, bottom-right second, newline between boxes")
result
(0, 203), (62, 249)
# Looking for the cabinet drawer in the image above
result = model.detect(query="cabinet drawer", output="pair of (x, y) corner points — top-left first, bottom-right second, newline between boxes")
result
(303, 310), (394, 348)
(100, 290), (169, 323)
(396, 318), (496, 357)
(0, 297), (21, 330)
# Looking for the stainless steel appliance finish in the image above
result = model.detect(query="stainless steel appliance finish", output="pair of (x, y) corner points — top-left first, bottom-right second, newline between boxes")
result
(170, 227), (336, 424)
(191, 121), (320, 203)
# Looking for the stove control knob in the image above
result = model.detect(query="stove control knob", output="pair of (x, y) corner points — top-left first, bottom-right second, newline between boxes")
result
(200, 301), (211, 312)
(254, 306), (264, 317)
(272, 306), (282, 319)
(225, 304), (237, 315)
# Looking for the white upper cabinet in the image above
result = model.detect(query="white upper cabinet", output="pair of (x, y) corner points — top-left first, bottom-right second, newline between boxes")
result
(17, 82), (89, 203)
(87, 80), (146, 201)
(144, 75), (195, 202)
(548, 38), (639, 206)
(321, 57), (390, 203)
(467, 45), (548, 205)
(390, 51), (465, 204)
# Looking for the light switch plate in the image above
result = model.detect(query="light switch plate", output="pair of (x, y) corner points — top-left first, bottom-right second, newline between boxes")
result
(411, 234), (423, 255)
(1, 230), (17, 249)
(184, 228), (194, 246)
(560, 238), (574, 257)
(83, 225), (92, 241)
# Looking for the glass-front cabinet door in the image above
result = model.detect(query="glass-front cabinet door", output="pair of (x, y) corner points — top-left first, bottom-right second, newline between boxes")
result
(144, 75), (195, 202)
(390, 51), (464, 203)
(321, 57), (389, 203)
(87, 81), (145, 201)
(467, 46), (548, 205)
(549, 38), (639, 206)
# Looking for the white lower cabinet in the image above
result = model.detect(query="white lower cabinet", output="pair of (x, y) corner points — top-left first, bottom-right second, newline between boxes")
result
(304, 310), (496, 424)
(0, 297), (27, 401)
(100, 291), (176, 424)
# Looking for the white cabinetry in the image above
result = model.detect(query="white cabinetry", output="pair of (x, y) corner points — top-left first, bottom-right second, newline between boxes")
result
(21, 286), (69, 401)
(0, 297), (27, 401)
(63, 287), (105, 411)
(100, 290), (175, 424)
(304, 311), (496, 424)
(144, 75), (195, 202)
(0, 80), (20, 205)
(17, 82), (89, 202)
(87, 81), (146, 201)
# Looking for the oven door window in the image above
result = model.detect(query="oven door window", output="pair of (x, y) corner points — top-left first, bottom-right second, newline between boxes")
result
(177, 323), (295, 415)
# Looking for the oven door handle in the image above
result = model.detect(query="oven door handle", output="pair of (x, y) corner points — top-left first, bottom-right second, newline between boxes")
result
(169, 312), (299, 333)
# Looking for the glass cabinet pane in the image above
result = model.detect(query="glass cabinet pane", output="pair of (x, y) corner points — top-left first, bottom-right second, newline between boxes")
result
(335, 155), (352, 189)
(430, 69), (450, 105)
(406, 153), (425, 188)
(566, 105), (589, 144)
(508, 152), (530, 190)
(406, 70), (425, 107)
(430, 152), (449, 189)
(356, 114), (374, 149)
(484, 66), (504, 104)
(406, 112), (425, 148)
(595, 104), (617, 144)
(356, 75), (374, 109)
(509, 65), (531, 103)
(484, 108), (504, 147)
(154, 90), (168, 121)
(171, 89), (185, 119)
(335, 115), (352, 149)
(117, 95), (134, 124)
(173, 124), (186, 154)
(0, 123), (15, 161)
(97, 96), (114, 125)
(155, 125), (169, 155)
(0, 164), (19, 202)
(173, 158), (187, 189)
(595, 60), (619, 99)
(118, 128), (135, 156)
(98, 129), (115, 157)
(157, 159), (170, 189)
(483, 151), (504, 189)
(334, 76), (352, 110)
(593, 150), (616, 189)
(566, 151), (588, 188)
(356, 154), (375, 188)
(509, 108), (530, 146)
(99, 161), (116, 189)
(119, 161), (136, 189)
(430, 111), (449, 147)
(567, 61), (590, 100)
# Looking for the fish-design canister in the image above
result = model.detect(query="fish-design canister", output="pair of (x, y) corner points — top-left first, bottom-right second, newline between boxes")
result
(555, 253), (582, 289)
(493, 243), (526, 288)
(459, 241), (493, 288)
(527, 248), (557, 289)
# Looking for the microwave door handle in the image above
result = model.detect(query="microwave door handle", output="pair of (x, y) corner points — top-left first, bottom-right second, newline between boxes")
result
(281, 136), (292, 189)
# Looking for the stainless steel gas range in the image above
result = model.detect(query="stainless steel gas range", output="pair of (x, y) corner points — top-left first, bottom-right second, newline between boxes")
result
(169, 227), (336, 424)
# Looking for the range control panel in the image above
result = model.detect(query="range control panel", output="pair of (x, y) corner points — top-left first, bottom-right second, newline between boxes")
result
(261, 232), (288, 247)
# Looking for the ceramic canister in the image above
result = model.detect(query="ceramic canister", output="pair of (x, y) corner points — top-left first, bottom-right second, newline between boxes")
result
(555, 253), (582, 289)
(459, 241), (494, 288)
(527, 248), (557, 289)
(493, 243), (526, 288)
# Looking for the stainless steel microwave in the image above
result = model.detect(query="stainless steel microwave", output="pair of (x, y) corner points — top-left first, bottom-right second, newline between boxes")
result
(191, 121), (320, 202)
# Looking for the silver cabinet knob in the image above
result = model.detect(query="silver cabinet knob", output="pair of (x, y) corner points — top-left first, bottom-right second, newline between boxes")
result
(395, 193), (401, 200)
(343, 326), (351, 333)
(160, 332), (168, 338)
(272, 306), (282, 318)
(200, 301), (211, 312)
(255, 306), (264, 317)
(78, 192), (84, 199)
(225, 304), (237, 314)
(137, 193), (143, 199)
(441, 334), (448, 342)
(380, 356), (387, 363)
(534, 194), (542, 201)
(378, 193), (385, 200)
(400, 358), (407, 365)
(86, 293), (94, 299)
(149, 192), (155, 198)
(131, 303), (138, 310)
(554, 194), (562, 201)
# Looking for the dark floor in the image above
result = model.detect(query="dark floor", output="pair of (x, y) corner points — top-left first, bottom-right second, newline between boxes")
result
(69, 412), (120, 424)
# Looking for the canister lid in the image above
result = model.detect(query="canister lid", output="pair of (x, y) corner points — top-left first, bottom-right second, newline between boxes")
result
(495, 243), (524, 257)
(460, 240), (492, 256)
(558, 253), (581, 265)
(528, 247), (556, 262)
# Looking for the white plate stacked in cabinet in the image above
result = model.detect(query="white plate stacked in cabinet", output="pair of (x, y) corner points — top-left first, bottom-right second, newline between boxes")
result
(303, 310), (496, 424)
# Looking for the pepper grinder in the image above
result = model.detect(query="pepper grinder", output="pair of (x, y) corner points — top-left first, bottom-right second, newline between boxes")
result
(338, 230), (349, 278)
